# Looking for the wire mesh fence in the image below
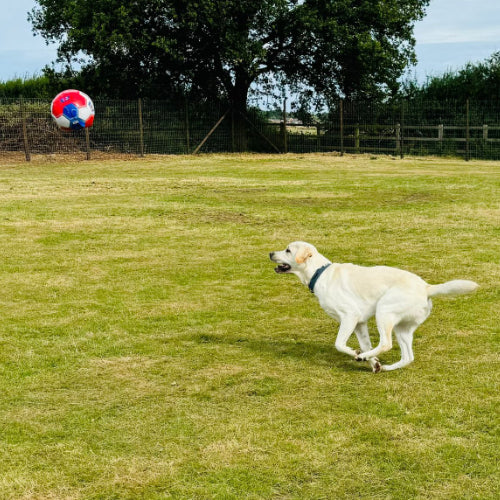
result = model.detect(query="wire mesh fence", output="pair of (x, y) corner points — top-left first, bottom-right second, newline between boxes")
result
(1, 97), (499, 160)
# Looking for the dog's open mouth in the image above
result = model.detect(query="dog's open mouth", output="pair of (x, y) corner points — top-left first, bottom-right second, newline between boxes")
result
(275, 263), (292, 274)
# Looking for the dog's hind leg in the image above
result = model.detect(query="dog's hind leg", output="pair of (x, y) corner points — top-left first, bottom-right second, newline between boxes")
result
(380, 325), (416, 372)
(380, 300), (430, 371)
(354, 313), (395, 364)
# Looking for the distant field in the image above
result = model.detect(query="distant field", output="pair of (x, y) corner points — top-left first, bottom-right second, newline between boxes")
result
(0, 154), (498, 499)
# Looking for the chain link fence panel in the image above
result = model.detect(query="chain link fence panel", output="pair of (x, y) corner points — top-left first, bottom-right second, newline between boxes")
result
(1, 98), (499, 160)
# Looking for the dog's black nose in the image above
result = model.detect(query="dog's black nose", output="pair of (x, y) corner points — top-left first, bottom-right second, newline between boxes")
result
(269, 252), (274, 260)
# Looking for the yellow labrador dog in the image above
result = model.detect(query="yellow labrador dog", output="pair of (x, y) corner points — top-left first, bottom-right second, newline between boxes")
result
(270, 241), (478, 373)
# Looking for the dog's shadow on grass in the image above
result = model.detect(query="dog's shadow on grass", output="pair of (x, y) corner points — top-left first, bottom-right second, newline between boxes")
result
(192, 332), (368, 373)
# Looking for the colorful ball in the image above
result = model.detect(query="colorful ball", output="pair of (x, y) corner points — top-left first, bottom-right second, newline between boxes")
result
(51, 89), (95, 130)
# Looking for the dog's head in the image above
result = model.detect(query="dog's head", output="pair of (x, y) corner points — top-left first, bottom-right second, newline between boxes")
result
(269, 241), (325, 285)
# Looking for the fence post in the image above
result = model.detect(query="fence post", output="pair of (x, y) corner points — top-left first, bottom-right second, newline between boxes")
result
(192, 109), (230, 154)
(400, 101), (405, 159)
(138, 98), (145, 157)
(482, 124), (488, 140)
(465, 99), (470, 161)
(282, 98), (288, 154)
(20, 98), (31, 162)
(231, 107), (235, 153)
(240, 111), (281, 154)
(354, 124), (360, 153)
(85, 128), (91, 160)
(395, 123), (401, 156)
(339, 99), (344, 156)
(184, 98), (190, 153)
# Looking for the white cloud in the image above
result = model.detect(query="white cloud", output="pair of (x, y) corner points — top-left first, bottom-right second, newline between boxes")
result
(414, 0), (500, 44)
(417, 28), (500, 45)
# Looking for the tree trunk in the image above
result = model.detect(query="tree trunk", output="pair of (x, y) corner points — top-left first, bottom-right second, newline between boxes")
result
(231, 75), (249, 152)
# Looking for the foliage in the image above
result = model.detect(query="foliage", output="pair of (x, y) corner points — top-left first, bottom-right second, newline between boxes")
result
(0, 75), (54, 98)
(29, 0), (430, 109)
(0, 155), (498, 499)
(402, 51), (500, 101)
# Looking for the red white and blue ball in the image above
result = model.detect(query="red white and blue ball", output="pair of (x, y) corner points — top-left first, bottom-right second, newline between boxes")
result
(51, 89), (95, 130)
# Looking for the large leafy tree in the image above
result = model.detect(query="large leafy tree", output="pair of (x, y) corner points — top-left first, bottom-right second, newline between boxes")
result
(30, 0), (429, 106)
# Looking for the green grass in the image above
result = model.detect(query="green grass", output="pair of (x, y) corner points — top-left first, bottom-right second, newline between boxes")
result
(0, 153), (498, 499)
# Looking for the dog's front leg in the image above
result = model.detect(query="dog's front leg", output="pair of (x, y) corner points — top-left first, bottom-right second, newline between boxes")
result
(354, 323), (382, 373)
(334, 317), (360, 358)
(354, 323), (372, 352)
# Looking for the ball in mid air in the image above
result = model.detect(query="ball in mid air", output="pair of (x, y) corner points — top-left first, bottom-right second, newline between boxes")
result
(51, 89), (95, 130)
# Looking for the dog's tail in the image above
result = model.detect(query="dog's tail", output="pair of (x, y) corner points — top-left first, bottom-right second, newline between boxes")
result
(427, 280), (478, 297)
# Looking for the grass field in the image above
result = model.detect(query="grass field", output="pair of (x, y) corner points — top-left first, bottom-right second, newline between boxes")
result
(0, 153), (498, 499)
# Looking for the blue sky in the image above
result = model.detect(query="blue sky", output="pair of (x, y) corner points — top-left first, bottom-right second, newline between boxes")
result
(411, 0), (500, 82)
(0, 0), (499, 83)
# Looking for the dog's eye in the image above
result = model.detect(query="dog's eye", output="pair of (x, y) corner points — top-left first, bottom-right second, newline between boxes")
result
(286, 248), (291, 253)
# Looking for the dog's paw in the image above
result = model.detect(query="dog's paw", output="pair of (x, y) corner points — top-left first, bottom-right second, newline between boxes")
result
(372, 360), (382, 373)
(354, 353), (364, 362)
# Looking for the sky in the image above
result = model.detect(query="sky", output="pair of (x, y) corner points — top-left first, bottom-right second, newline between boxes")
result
(0, 0), (499, 84)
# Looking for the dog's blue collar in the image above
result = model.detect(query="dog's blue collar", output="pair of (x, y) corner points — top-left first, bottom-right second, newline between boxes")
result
(308, 264), (331, 293)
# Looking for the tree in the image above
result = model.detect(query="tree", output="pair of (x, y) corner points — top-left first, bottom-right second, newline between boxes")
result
(29, 0), (429, 147)
(403, 51), (500, 102)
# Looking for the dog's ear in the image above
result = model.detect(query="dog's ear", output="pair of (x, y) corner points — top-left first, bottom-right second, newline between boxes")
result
(295, 246), (313, 264)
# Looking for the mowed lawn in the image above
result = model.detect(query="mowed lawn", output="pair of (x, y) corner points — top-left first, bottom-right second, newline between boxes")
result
(0, 154), (498, 499)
